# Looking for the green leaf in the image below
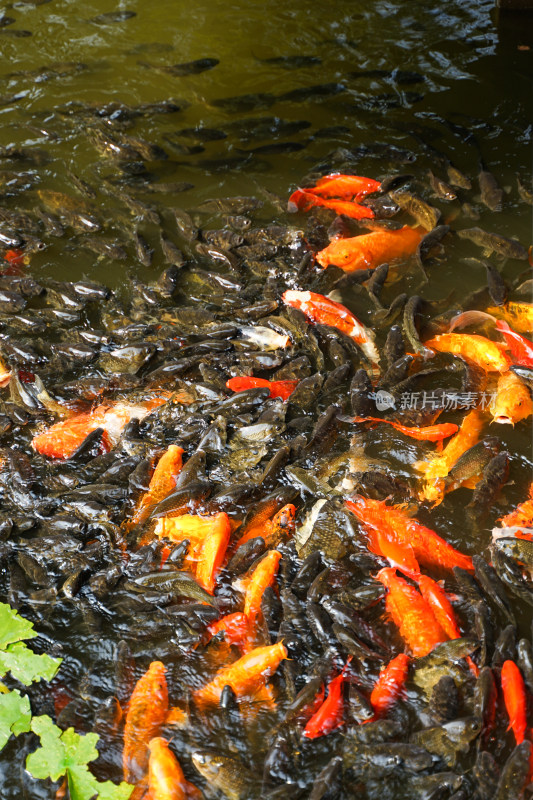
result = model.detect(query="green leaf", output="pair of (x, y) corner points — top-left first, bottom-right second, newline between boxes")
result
(0, 603), (36, 649)
(0, 642), (61, 685)
(0, 689), (31, 751)
(27, 716), (133, 800)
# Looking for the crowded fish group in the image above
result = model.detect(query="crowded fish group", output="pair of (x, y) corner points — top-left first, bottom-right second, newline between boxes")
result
(0, 112), (532, 800)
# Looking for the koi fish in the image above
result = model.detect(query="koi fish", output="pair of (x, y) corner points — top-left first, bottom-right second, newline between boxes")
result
(282, 290), (380, 367)
(226, 376), (298, 401)
(345, 496), (474, 572)
(123, 661), (168, 782)
(302, 660), (350, 739)
(486, 301), (533, 334)
(424, 333), (510, 372)
(3, 248), (26, 266)
(32, 397), (169, 459)
(373, 530), (421, 580)
(415, 409), (484, 505)
(493, 483), (533, 542)
(193, 641), (287, 707)
(155, 512), (231, 593)
(375, 568), (447, 657)
(304, 173), (382, 199)
(232, 502), (296, 552)
(496, 320), (533, 367)
(352, 416), (458, 442)
(147, 737), (200, 800)
(489, 371), (533, 425)
(206, 612), (251, 648)
(501, 660), (528, 745)
(0, 356), (12, 389)
(243, 550), (282, 626)
(315, 225), (424, 272)
(129, 445), (184, 528)
(288, 188), (375, 220)
(368, 653), (410, 720)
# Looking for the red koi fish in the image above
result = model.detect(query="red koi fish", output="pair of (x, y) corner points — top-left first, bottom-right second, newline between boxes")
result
(495, 482), (533, 540)
(496, 320), (533, 367)
(375, 568), (447, 657)
(226, 376), (298, 401)
(303, 660), (350, 739)
(288, 189), (375, 220)
(501, 660), (528, 745)
(374, 530), (420, 580)
(232, 503), (296, 553)
(206, 612), (251, 648)
(32, 397), (169, 459)
(352, 416), (459, 442)
(243, 550), (282, 626)
(368, 653), (410, 720)
(345, 496), (474, 572)
(282, 290), (379, 368)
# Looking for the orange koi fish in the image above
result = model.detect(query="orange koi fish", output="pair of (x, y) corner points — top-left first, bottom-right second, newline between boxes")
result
(130, 445), (184, 528)
(282, 290), (379, 367)
(193, 642), (287, 707)
(243, 550), (282, 625)
(155, 512), (231, 594)
(0, 357), (12, 389)
(288, 188), (375, 220)
(226, 376), (298, 401)
(501, 660), (528, 745)
(486, 301), (533, 334)
(233, 503), (296, 552)
(123, 661), (168, 783)
(374, 530), (421, 580)
(499, 483), (533, 529)
(33, 397), (169, 459)
(424, 333), (510, 373)
(496, 320), (533, 367)
(302, 660), (350, 739)
(376, 568), (447, 657)
(206, 612), (251, 648)
(345, 496), (474, 572)
(315, 225), (424, 272)
(368, 653), (410, 720)
(147, 737), (198, 800)
(305, 173), (382, 199)
(352, 416), (458, 442)
(415, 409), (484, 505)
(489, 371), (533, 425)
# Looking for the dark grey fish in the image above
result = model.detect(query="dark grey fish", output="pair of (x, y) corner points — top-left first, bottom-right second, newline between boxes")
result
(277, 83), (346, 102)
(428, 170), (457, 200)
(90, 11), (136, 24)
(392, 190), (440, 230)
(139, 57), (219, 76)
(485, 262), (507, 305)
(478, 168), (503, 211)
(259, 55), (322, 69)
(517, 175), (533, 205)
(466, 451), (510, 524)
(457, 227), (528, 260)
(493, 742), (531, 800)
(212, 92), (276, 112)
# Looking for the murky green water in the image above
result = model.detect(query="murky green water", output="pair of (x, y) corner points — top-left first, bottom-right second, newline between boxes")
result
(0, 0), (532, 797)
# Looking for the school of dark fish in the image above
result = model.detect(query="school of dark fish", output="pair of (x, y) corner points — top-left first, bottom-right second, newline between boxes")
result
(0, 9), (532, 800)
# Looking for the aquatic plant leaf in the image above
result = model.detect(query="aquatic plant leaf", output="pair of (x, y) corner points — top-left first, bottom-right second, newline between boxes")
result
(0, 602), (36, 648)
(27, 717), (133, 800)
(0, 689), (31, 750)
(0, 642), (61, 685)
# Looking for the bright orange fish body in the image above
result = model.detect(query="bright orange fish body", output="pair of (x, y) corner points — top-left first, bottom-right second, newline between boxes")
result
(193, 642), (287, 707)
(489, 371), (533, 425)
(416, 409), (484, 505)
(376, 569), (447, 657)
(424, 333), (510, 372)
(369, 653), (410, 719)
(226, 376), (298, 401)
(123, 661), (168, 782)
(486, 301), (533, 334)
(498, 483), (533, 532)
(345, 496), (474, 572)
(306, 173), (381, 199)
(33, 397), (168, 459)
(501, 660), (528, 745)
(282, 290), (379, 367)
(288, 189), (375, 219)
(232, 502), (296, 552)
(243, 550), (282, 625)
(315, 226), (423, 272)
(352, 416), (458, 442)
(146, 737), (188, 800)
(496, 320), (533, 367)
(206, 612), (251, 648)
(130, 445), (184, 528)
